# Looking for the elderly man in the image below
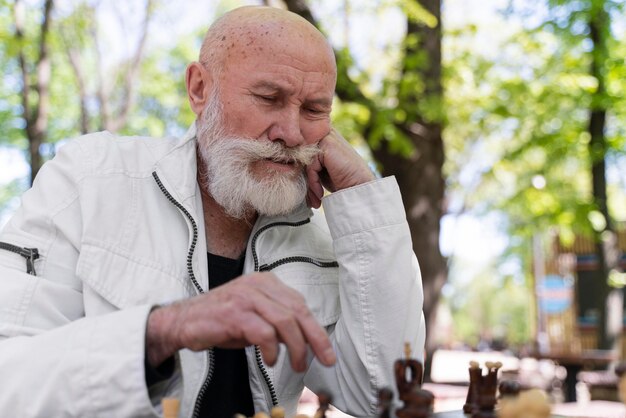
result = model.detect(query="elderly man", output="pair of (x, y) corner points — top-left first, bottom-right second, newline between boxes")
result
(0, 6), (425, 417)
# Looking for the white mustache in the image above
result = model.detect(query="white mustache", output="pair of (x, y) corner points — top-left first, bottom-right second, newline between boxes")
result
(214, 136), (321, 167)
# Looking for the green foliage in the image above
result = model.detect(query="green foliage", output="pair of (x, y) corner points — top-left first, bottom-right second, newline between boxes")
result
(127, 31), (200, 137)
(392, 0), (437, 27)
(447, 0), (626, 242)
(446, 260), (533, 348)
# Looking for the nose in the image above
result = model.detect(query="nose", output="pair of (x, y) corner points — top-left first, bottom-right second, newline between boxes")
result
(267, 107), (305, 147)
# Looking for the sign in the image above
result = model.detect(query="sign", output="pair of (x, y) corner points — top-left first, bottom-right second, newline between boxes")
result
(538, 275), (574, 314)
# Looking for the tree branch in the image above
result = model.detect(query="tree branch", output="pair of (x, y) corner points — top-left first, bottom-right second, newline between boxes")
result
(60, 26), (90, 134)
(90, 23), (111, 131)
(33, 0), (54, 138)
(14, 0), (55, 183)
(109, 0), (155, 132)
(13, 0), (31, 131)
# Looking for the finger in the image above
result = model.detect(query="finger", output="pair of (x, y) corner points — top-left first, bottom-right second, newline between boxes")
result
(253, 301), (309, 372)
(305, 164), (323, 208)
(306, 158), (324, 193)
(240, 313), (280, 366)
(291, 303), (336, 367)
(307, 189), (321, 209)
(252, 278), (335, 367)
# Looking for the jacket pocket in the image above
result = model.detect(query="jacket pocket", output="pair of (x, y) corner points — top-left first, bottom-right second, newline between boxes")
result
(272, 264), (340, 327)
(76, 242), (192, 309)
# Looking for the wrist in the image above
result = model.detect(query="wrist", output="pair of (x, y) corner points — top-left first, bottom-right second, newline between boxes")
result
(146, 305), (181, 368)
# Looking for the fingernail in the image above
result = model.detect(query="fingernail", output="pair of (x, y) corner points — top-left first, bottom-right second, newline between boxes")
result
(324, 347), (336, 365)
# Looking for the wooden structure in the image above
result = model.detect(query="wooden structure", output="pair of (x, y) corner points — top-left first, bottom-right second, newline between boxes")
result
(539, 226), (626, 357)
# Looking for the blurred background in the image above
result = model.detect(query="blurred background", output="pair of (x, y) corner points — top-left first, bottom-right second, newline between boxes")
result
(1, 0), (625, 411)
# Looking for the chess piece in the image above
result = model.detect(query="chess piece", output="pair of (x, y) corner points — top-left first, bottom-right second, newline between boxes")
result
(395, 387), (434, 418)
(463, 361), (481, 414)
(498, 389), (551, 418)
(615, 362), (626, 404)
(377, 387), (394, 418)
(462, 361), (502, 418)
(314, 390), (332, 418)
(473, 361), (501, 418)
(161, 398), (180, 418)
(270, 406), (285, 418)
(498, 380), (521, 399)
(395, 343), (423, 400)
(253, 413), (270, 418)
(394, 343), (434, 418)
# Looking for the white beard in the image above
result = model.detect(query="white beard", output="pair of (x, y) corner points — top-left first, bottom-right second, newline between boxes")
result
(196, 93), (320, 219)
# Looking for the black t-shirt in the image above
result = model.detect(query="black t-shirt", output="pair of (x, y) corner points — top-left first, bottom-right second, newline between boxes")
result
(198, 252), (254, 418)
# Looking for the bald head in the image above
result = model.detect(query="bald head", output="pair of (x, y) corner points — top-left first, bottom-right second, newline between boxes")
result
(199, 6), (336, 78)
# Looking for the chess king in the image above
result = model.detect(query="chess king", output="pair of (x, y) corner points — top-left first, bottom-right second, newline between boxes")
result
(0, 5), (426, 418)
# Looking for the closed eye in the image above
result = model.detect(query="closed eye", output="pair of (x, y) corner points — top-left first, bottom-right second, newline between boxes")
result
(255, 94), (278, 103)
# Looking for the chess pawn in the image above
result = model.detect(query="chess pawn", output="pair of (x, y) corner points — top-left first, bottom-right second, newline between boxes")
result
(498, 380), (521, 400)
(500, 389), (550, 418)
(161, 398), (180, 418)
(463, 361), (481, 414)
(270, 406), (285, 418)
(376, 387), (394, 418)
(314, 390), (332, 418)
(615, 362), (626, 404)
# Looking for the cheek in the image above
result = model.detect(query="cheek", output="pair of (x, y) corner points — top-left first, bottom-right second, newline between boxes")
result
(301, 119), (331, 144)
(224, 105), (273, 138)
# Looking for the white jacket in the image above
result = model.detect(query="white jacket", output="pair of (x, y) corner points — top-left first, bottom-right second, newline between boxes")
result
(0, 125), (425, 418)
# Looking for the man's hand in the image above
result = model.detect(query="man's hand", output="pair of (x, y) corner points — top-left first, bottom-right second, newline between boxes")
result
(146, 272), (336, 372)
(306, 128), (375, 208)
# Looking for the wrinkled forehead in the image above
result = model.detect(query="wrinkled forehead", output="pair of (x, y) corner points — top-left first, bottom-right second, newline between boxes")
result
(230, 22), (333, 71)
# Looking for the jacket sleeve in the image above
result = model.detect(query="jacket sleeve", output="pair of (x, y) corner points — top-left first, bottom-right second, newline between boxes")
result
(0, 138), (160, 417)
(303, 176), (426, 416)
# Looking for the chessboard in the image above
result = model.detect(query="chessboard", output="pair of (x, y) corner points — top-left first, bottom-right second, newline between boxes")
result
(161, 342), (624, 418)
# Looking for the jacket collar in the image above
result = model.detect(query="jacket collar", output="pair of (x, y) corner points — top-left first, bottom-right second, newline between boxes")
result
(153, 123), (199, 206)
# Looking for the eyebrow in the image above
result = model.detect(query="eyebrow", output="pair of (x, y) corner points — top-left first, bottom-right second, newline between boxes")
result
(250, 80), (333, 108)
(250, 80), (288, 93)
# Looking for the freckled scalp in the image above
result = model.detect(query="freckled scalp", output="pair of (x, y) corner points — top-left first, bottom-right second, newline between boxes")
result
(199, 6), (335, 77)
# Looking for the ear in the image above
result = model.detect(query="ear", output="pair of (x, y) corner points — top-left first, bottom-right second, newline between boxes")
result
(186, 62), (213, 115)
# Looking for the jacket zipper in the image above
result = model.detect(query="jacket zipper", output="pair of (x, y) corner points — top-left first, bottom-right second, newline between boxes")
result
(0, 242), (39, 275)
(152, 172), (214, 418)
(259, 256), (339, 272)
(151, 176), (341, 412)
(250, 219), (339, 408)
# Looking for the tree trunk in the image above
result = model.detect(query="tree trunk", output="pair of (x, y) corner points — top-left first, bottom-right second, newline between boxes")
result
(587, 4), (623, 352)
(374, 0), (446, 379)
(14, 0), (54, 184)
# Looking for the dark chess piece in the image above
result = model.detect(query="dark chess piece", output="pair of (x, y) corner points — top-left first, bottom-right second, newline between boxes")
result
(473, 361), (502, 418)
(394, 343), (435, 418)
(395, 387), (434, 418)
(498, 380), (521, 400)
(616, 362), (626, 404)
(314, 390), (332, 418)
(463, 361), (481, 414)
(394, 343), (423, 399)
(376, 388), (393, 418)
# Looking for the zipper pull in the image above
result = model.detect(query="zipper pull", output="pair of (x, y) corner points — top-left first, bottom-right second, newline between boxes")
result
(19, 247), (39, 276)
